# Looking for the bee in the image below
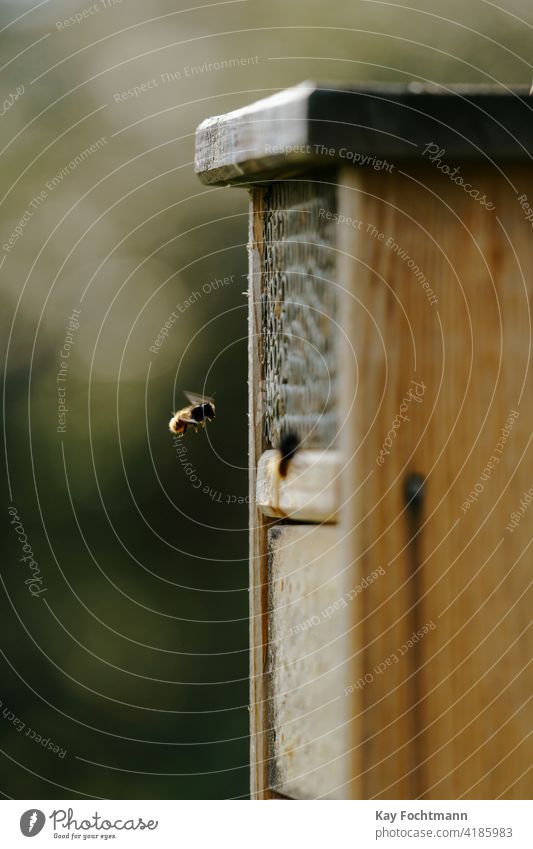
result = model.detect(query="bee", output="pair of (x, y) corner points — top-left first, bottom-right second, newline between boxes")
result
(169, 391), (216, 437)
(271, 431), (301, 515)
(278, 431), (300, 479)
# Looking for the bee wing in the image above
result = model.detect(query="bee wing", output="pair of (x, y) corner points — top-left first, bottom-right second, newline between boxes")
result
(174, 407), (197, 424)
(183, 390), (214, 405)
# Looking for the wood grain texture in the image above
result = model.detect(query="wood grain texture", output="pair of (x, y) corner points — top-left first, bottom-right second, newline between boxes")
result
(195, 83), (310, 185)
(337, 164), (533, 799)
(248, 188), (273, 799)
(195, 82), (533, 186)
(267, 525), (353, 798)
(228, 88), (533, 801)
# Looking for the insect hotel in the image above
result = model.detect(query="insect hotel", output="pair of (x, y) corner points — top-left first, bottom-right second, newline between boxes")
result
(195, 83), (532, 799)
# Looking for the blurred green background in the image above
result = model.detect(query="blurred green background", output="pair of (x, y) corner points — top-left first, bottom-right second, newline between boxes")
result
(0, 0), (531, 799)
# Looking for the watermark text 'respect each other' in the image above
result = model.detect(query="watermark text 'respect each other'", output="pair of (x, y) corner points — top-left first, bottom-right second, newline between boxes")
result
(0, 698), (67, 758)
(461, 409), (519, 515)
(281, 566), (385, 642)
(344, 620), (436, 695)
(149, 274), (235, 355)
(113, 57), (260, 102)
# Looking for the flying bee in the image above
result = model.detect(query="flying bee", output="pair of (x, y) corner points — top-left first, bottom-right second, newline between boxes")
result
(169, 391), (216, 437)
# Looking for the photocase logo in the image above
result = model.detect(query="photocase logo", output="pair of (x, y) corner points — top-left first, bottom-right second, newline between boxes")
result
(20, 809), (46, 837)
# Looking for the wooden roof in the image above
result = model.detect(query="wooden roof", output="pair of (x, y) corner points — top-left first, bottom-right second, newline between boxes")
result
(195, 81), (533, 185)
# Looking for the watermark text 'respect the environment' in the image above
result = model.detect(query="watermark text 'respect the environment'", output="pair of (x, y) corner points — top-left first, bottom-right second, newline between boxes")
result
(3, 137), (108, 255)
(318, 211), (438, 306)
(114, 57), (260, 102)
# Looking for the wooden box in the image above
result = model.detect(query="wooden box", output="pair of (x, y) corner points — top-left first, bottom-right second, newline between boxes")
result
(195, 83), (533, 800)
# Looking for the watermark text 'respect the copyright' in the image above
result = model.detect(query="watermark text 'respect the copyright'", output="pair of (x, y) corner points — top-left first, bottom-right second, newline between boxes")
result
(266, 143), (394, 172)
(506, 482), (533, 533)
(57, 309), (82, 434)
(173, 440), (248, 504)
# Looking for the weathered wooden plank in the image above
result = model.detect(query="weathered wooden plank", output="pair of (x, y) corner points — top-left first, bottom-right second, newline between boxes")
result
(256, 449), (341, 522)
(267, 525), (354, 799)
(337, 164), (533, 799)
(195, 82), (532, 185)
(195, 83), (310, 185)
(248, 188), (274, 799)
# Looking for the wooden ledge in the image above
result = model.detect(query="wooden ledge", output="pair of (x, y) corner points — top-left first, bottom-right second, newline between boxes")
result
(256, 449), (341, 523)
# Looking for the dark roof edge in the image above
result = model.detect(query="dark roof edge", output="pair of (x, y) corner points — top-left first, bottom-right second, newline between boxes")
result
(195, 81), (533, 185)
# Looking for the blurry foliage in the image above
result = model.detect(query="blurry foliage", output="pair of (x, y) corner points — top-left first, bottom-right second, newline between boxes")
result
(0, 0), (531, 799)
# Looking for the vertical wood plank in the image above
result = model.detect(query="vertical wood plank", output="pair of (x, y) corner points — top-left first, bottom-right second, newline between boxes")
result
(248, 187), (272, 799)
(267, 525), (353, 799)
(337, 164), (533, 799)
(336, 172), (367, 800)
